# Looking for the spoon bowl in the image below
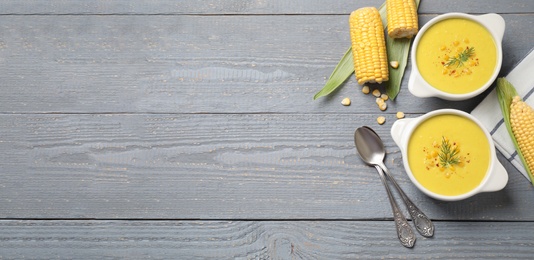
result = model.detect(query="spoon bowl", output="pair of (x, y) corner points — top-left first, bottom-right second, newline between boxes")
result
(354, 127), (386, 167)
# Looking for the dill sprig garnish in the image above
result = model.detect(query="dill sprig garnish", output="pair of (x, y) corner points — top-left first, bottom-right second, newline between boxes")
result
(439, 136), (460, 168)
(444, 47), (475, 68)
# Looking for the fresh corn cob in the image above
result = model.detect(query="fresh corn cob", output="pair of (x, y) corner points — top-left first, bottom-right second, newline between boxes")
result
(386, 0), (419, 38)
(349, 7), (389, 85)
(510, 96), (534, 174)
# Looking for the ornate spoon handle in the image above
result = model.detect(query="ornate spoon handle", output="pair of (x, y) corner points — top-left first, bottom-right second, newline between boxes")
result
(380, 163), (435, 237)
(374, 165), (416, 248)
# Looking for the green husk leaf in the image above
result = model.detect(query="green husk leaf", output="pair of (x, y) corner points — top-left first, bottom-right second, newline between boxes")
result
(385, 37), (412, 100)
(313, 0), (419, 100)
(496, 77), (534, 185)
(313, 47), (354, 100)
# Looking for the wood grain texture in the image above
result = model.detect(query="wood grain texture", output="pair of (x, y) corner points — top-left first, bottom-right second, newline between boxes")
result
(0, 113), (532, 220)
(0, 0), (532, 14)
(0, 15), (532, 113)
(1, 0), (533, 257)
(0, 220), (532, 259)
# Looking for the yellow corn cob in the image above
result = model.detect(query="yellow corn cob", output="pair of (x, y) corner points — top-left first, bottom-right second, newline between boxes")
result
(386, 0), (419, 38)
(349, 7), (389, 85)
(510, 96), (534, 173)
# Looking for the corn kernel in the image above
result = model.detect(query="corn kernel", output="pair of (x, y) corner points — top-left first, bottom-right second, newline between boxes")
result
(379, 102), (387, 111)
(376, 97), (385, 105)
(453, 40), (460, 46)
(396, 111), (405, 119)
(440, 45), (447, 51)
(463, 38), (470, 44)
(377, 116), (386, 125)
(390, 61), (399, 69)
(381, 94), (389, 101)
(372, 89), (381, 97)
(362, 85), (370, 94)
(463, 68), (472, 75)
(341, 97), (351, 106)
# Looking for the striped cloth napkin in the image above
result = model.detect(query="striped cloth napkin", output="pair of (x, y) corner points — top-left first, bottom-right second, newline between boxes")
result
(471, 48), (534, 181)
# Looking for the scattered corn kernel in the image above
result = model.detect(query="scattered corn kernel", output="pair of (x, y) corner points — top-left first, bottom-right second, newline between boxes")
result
(372, 89), (381, 97)
(453, 40), (460, 46)
(376, 97), (385, 105)
(396, 111), (405, 119)
(377, 116), (386, 125)
(463, 68), (472, 75)
(390, 61), (399, 69)
(362, 85), (370, 94)
(463, 38), (470, 44)
(341, 97), (351, 106)
(381, 94), (389, 101)
(379, 102), (387, 111)
(440, 45), (447, 51)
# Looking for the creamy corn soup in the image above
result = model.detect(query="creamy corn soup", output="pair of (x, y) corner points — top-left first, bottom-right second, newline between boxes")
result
(416, 18), (497, 94)
(407, 114), (490, 196)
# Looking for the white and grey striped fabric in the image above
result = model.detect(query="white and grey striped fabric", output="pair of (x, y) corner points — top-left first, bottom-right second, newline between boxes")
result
(471, 48), (534, 181)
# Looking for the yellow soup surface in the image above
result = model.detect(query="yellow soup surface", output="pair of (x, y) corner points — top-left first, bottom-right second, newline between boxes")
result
(407, 114), (490, 196)
(416, 18), (497, 94)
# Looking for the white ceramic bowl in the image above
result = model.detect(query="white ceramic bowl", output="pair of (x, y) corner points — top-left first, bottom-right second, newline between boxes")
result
(391, 109), (508, 201)
(408, 13), (505, 101)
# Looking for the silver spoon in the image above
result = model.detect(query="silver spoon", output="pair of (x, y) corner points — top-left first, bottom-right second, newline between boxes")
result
(354, 127), (416, 248)
(355, 126), (434, 239)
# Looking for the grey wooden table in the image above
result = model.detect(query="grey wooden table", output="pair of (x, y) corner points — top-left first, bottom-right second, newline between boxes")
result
(0, 0), (533, 259)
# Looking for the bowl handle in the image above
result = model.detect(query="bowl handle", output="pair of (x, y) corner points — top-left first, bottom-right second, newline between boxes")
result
(477, 13), (505, 42)
(480, 158), (508, 192)
(391, 118), (415, 148)
(408, 68), (437, 98)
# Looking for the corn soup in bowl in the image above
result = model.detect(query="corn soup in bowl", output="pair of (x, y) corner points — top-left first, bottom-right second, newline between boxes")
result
(391, 109), (508, 201)
(408, 13), (505, 101)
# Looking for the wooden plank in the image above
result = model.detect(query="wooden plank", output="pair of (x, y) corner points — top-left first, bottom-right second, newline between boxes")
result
(0, 220), (532, 259)
(0, 0), (532, 14)
(0, 14), (532, 114)
(0, 113), (532, 220)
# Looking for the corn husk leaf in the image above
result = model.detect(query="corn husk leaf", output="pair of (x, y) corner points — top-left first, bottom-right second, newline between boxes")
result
(313, 0), (420, 100)
(496, 77), (534, 185)
(313, 47), (354, 100)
